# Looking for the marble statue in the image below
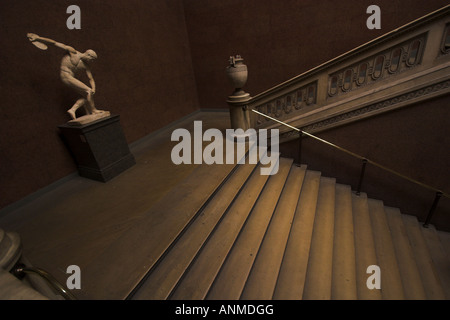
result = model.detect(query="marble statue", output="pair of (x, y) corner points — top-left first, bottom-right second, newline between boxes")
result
(27, 33), (109, 123)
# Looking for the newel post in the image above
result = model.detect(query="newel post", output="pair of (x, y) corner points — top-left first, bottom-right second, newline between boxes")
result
(226, 55), (252, 130)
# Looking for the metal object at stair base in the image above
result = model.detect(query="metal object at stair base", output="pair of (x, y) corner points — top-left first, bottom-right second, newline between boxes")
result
(12, 264), (77, 300)
(1, 228), (77, 300)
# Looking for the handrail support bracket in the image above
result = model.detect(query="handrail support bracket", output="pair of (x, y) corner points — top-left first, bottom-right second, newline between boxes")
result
(356, 158), (368, 196)
(423, 191), (443, 228)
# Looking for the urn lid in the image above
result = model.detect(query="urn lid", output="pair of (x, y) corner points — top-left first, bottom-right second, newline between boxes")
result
(228, 55), (244, 67)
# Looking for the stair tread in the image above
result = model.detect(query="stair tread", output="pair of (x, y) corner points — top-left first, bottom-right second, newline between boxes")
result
(421, 224), (450, 299)
(240, 168), (316, 300)
(169, 159), (276, 300)
(402, 214), (446, 299)
(385, 206), (426, 299)
(131, 161), (258, 300)
(352, 193), (382, 300)
(302, 176), (336, 300)
(272, 169), (321, 300)
(437, 231), (450, 257)
(367, 199), (404, 299)
(331, 183), (357, 300)
(206, 158), (295, 300)
(437, 230), (450, 299)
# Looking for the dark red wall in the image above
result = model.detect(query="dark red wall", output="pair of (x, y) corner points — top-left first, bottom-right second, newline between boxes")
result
(183, 0), (449, 109)
(0, 0), (198, 209)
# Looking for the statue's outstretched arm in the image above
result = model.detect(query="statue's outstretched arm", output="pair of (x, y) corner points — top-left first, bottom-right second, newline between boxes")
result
(27, 33), (77, 54)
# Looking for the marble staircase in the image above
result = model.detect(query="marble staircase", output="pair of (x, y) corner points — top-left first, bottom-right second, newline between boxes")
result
(123, 156), (450, 300)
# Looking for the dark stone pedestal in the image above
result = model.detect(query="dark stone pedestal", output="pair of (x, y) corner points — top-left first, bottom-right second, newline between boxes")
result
(58, 115), (136, 182)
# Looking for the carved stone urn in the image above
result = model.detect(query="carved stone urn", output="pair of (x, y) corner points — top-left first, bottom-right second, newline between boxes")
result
(226, 55), (252, 131)
(226, 55), (250, 99)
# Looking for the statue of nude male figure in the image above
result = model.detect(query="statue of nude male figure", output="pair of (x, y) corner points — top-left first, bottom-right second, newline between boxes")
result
(27, 33), (108, 120)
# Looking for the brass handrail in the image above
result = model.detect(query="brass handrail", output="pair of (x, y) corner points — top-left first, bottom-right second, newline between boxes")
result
(251, 108), (450, 199)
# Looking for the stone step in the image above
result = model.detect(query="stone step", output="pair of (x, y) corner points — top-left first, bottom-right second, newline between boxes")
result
(385, 206), (426, 299)
(352, 192), (382, 300)
(206, 158), (294, 300)
(271, 168), (319, 300)
(437, 230), (450, 256)
(302, 177), (336, 300)
(367, 198), (404, 299)
(331, 184), (357, 300)
(421, 224), (450, 299)
(240, 167), (312, 300)
(437, 229), (450, 298)
(402, 214), (446, 299)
